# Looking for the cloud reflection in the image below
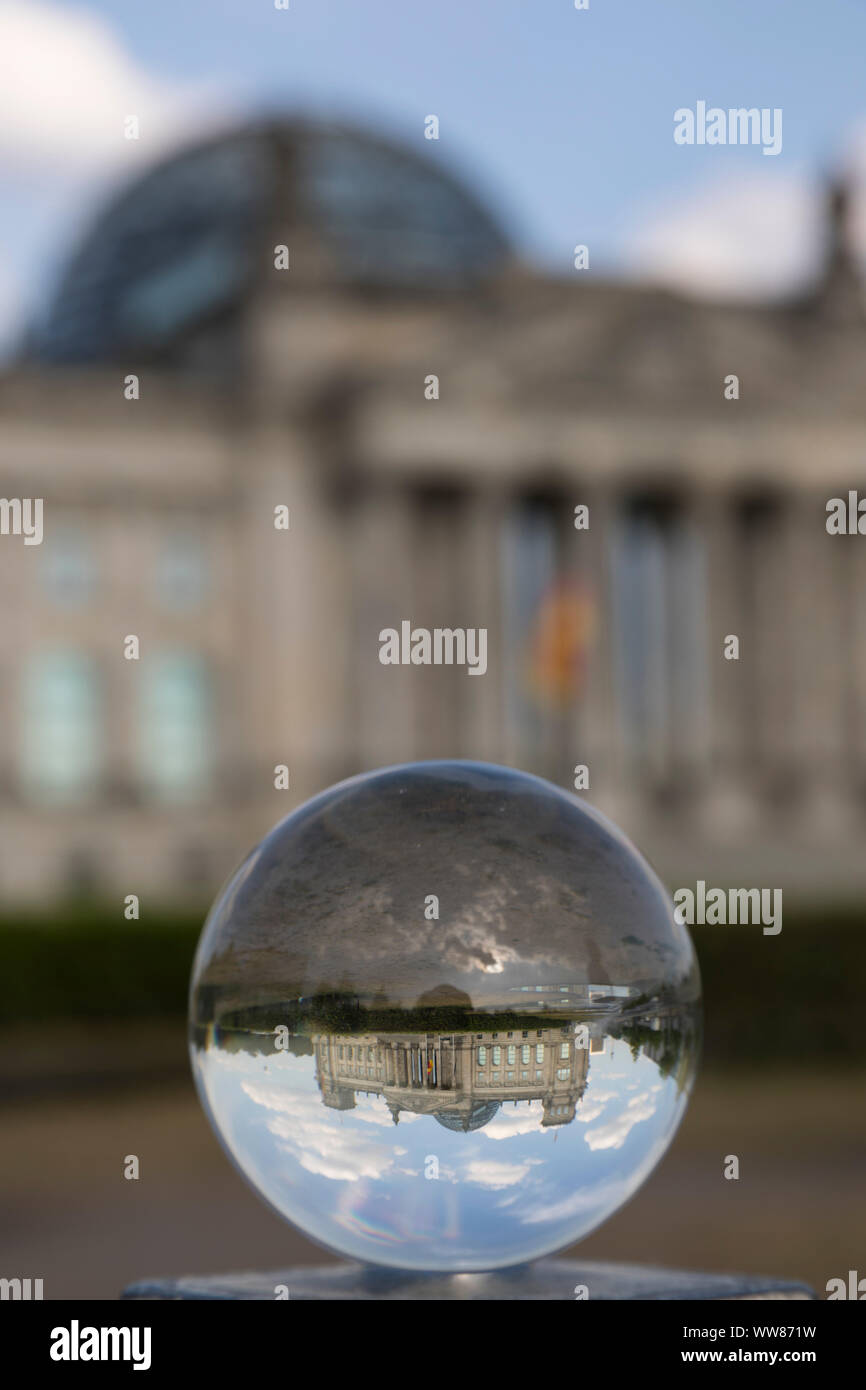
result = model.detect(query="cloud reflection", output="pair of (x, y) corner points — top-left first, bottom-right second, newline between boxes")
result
(192, 1010), (698, 1270)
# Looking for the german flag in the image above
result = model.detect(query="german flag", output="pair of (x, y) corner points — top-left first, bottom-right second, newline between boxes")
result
(526, 579), (596, 708)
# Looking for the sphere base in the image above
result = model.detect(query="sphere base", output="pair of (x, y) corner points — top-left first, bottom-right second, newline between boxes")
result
(122, 1259), (814, 1301)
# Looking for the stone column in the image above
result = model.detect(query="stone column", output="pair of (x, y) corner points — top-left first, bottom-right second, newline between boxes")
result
(697, 486), (754, 840)
(348, 478), (417, 771)
(234, 420), (350, 838)
(409, 488), (465, 760)
(787, 487), (849, 834)
(743, 496), (792, 783)
(461, 484), (507, 764)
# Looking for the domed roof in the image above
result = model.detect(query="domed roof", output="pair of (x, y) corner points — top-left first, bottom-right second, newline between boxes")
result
(433, 1100), (501, 1133)
(30, 117), (510, 366)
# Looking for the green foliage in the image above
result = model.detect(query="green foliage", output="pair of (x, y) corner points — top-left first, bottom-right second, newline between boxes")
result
(693, 905), (866, 1068)
(0, 904), (203, 1024)
(218, 999), (576, 1036)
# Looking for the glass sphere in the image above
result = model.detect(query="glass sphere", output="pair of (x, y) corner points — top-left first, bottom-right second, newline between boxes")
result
(190, 761), (701, 1272)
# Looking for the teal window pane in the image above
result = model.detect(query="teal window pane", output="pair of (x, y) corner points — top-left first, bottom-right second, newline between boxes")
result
(22, 652), (101, 801)
(156, 535), (209, 611)
(139, 653), (211, 801)
(42, 529), (96, 606)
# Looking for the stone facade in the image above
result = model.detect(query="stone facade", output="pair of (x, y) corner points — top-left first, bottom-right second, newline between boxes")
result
(0, 119), (864, 902)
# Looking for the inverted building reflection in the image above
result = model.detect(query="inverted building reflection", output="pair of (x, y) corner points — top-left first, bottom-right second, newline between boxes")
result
(308, 1012), (694, 1130)
(205, 991), (697, 1136)
(314, 1024), (593, 1128)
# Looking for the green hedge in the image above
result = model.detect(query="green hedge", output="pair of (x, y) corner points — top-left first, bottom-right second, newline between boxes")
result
(0, 904), (864, 1068)
(0, 906), (204, 1023)
(694, 906), (866, 1068)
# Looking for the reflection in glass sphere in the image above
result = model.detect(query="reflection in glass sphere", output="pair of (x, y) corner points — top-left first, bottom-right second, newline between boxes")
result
(190, 761), (701, 1272)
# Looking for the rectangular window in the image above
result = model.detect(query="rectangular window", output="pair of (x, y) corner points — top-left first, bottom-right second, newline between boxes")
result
(536, 1044), (544, 1064)
(21, 651), (101, 802)
(560, 1042), (569, 1059)
(492, 1046), (501, 1065)
(156, 532), (209, 611)
(521, 1045), (530, 1064)
(42, 528), (96, 607)
(139, 652), (211, 801)
(507, 1045), (516, 1064)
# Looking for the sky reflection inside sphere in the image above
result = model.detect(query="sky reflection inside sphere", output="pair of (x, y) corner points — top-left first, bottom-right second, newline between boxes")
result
(193, 1015), (697, 1270)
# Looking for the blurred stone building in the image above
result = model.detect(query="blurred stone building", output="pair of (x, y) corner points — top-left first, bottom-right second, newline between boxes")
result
(1, 117), (865, 902)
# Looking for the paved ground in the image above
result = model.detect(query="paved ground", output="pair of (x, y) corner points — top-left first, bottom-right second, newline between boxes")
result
(0, 1026), (862, 1299)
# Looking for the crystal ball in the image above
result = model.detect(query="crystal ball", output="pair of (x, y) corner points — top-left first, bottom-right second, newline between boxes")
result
(190, 761), (700, 1271)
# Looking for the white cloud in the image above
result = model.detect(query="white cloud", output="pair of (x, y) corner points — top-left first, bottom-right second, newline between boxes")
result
(625, 169), (823, 300)
(243, 1079), (401, 1184)
(574, 1088), (617, 1126)
(0, 0), (226, 171)
(481, 1104), (544, 1141)
(519, 1175), (625, 1227)
(0, 1), (231, 359)
(352, 1099), (420, 1128)
(462, 1157), (542, 1191)
(573, 1098), (606, 1123)
(583, 1090), (659, 1152)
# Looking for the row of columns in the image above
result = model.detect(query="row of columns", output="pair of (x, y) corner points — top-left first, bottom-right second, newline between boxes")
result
(342, 476), (866, 817)
(236, 424), (866, 858)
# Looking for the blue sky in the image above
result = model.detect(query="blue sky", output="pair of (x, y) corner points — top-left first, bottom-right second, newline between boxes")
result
(2, 0), (866, 350)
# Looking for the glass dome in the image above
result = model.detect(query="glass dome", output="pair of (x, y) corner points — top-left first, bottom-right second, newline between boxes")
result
(434, 1101), (502, 1133)
(31, 119), (509, 366)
